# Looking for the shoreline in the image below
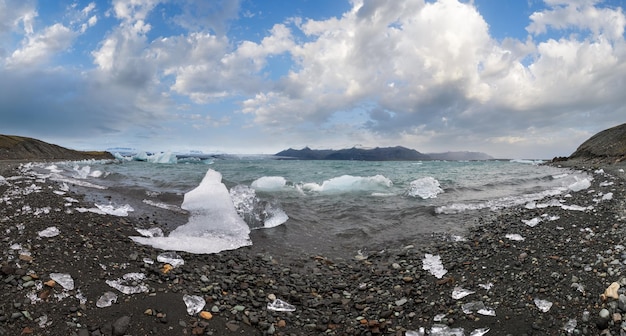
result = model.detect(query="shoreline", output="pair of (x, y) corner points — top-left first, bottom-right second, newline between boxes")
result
(1, 160), (626, 335)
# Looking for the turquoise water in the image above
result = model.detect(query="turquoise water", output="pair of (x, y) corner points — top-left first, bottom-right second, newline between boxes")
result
(41, 157), (588, 256)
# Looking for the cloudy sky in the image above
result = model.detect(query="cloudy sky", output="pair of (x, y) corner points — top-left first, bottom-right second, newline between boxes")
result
(1, 0), (625, 159)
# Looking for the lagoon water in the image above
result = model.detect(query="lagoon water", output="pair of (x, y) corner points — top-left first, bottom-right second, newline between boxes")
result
(38, 155), (590, 258)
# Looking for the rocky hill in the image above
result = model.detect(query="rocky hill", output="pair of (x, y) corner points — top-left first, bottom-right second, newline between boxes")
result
(568, 123), (626, 163)
(0, 135), (113, 160)
(275, 146), (493, 161)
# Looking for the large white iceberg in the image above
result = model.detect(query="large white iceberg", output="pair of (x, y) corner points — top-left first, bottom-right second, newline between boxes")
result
(130, 169), (252, 254)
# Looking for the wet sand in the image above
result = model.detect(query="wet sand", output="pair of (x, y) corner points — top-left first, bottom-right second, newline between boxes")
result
(1, 160), (626, 335)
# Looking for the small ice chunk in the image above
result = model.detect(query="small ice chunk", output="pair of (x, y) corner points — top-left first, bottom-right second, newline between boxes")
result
(568, 178), (591, 192)
(470, 329), (490, 336)
(405, 329), (426, 336)
(143, 258), (154, 265)
(50, 273), (74, 290)
(477, 308), (496, 316)
(462, 301), (495, 316)
(522, 217), (542, 227)
(96, 291), (118, 308)
(38, 226), (60, 238)
(602, 192), (614, 201)
(434, 313), (446, 321)
(94, 203), (134, 216)
(430, 324), (464, 335)
(505, 234), (525, 241)
(157, 252), (184, 267)
(451, 287), (475, 300)
(267, 298), (296, 312)
(534, 298), (553, 312)
(563, 318), (577, 333)
(136, 227), (164, 238)
(105, 273), (148, 294)
(422, 254), (448, 279)
(479, 283), (493, 291)
(183, 294), (206, 315)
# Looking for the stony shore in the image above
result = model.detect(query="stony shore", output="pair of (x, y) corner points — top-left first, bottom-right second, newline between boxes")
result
(1, 160), (626, 335)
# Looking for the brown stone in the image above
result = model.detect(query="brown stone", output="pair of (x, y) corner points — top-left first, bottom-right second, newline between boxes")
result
(199, 311), (213, 320)
(276, 320), (286, 328)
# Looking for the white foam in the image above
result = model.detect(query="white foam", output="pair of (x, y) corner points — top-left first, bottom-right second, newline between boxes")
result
(130, 169), (252, 254)
(406, 177), (444, 199)
(300, 175), (392, 193)
(251, 176), (287, 191)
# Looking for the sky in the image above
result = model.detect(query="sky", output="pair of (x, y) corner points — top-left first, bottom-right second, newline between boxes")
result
(1, 0), (626, 159)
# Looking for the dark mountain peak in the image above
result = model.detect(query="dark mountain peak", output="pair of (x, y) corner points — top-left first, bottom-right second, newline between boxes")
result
(568, 123), (626, 163)
(0, 134), (113, 160)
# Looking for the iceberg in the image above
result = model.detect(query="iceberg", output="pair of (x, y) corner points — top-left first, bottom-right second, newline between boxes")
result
(406, 177), (444, 199)
(130, 169), (252, 254)
(300, 175), (392, 194)
(251, 176), (287, 191)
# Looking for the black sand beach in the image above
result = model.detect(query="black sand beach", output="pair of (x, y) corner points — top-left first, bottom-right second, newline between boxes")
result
(1, 159), (626, 335)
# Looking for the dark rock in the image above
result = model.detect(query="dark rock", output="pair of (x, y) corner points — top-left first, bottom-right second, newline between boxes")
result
(569, 122), (626, 162)
(112, 316), (131, 336)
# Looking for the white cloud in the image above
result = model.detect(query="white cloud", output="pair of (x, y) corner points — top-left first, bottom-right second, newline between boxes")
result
(527, 0), (625, 40)
(0, 0), (37, 35)
(7, 23), (77, 66)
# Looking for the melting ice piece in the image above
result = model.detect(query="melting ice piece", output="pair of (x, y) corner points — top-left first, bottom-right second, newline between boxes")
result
(50, 273), (74, 290)
(130, 169), (252, 254)
(105, 273), (148, 294)
(563, 319), (577, 333)
(434, 313), (446, 322)
(422, 254), (447, 279)
(470, 329), (490, 336)
(522, 217), (542, 227)
(505, 234), (525, 241)
(462, 301), (495, 316)
(267, 299), (296, 312)
(534, 298), (553, 312)
(94, 203), (134, 216)
(38, 226), (60, 238)
(96, 291), (118, 308)
(407, 177), (444, 199)
(479, 283), (494, 291)
(136, 227), (164, 238)
(430, 324), (464, 335)
(157, 252), (184, 267)
(451, 287), (475, 300)
(568, 178), (591, 192)
(405, 328), (426, 336)
(183, 294), (206, 315)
